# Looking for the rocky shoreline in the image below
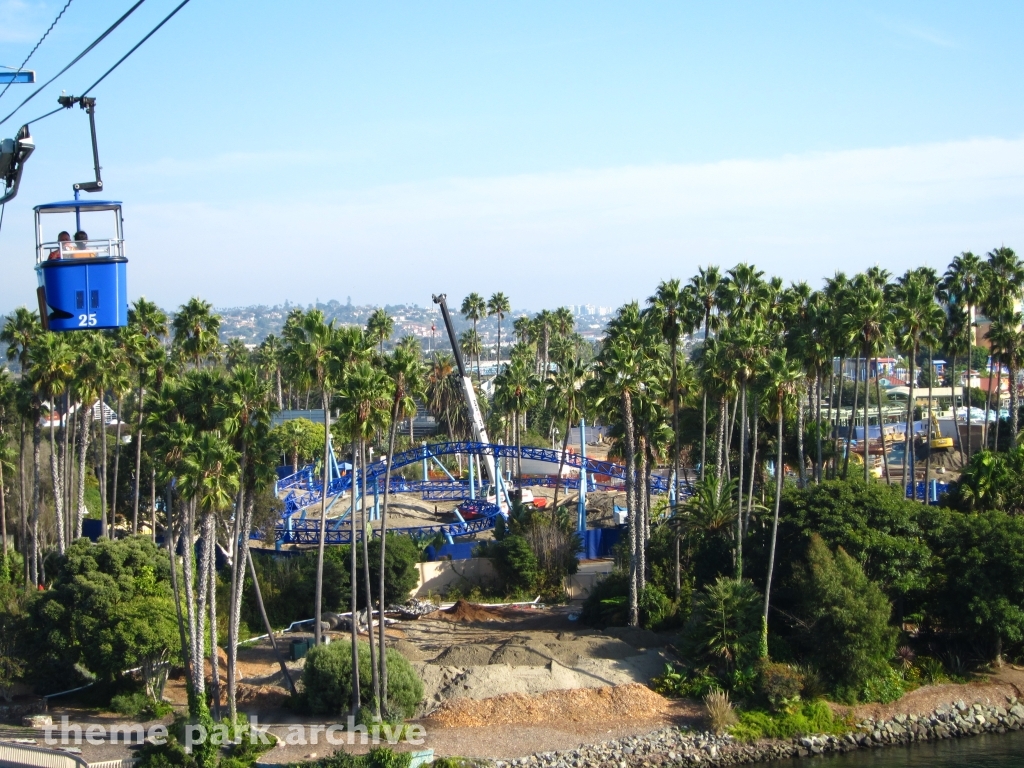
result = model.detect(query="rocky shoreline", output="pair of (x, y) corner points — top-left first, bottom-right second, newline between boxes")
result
(494, 697), (1024, 768)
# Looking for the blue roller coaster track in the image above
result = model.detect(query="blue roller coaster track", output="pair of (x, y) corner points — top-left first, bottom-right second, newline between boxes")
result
(266, 440), (687, 546)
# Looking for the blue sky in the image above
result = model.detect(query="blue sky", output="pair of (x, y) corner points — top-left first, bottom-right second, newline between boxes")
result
(1, 1), (1023, 313)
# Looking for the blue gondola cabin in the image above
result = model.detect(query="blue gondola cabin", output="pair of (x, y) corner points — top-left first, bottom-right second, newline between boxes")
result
(34, 200), (128, 331)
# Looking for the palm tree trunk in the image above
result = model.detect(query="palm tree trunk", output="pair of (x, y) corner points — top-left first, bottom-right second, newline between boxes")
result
(496, 318), (502, 374)
(983, 354), (995, 450)
(61, 395), (72, 545)
(700, 391), (708, 481)
(378, 393), (402, 713)
(48, 413), (66, 555)
(993, 356), (1003, 453)
(31, 415), (42, 585)
(165, 493), (191, 683)
(133, 381), (144, 539)
(227, 449), (248, 723)
(965, 310), (974, 463)
(745, 398), (758, 532)
(832, 356), (845, 480)
(875, 371), (891, 483)
(553, 417), (572, 510)
(151, 469), (157, 543)
(19, 420), (28, 586)
(715, 396), (726, 479)
(621, 390), (639, 627)
(0, 452), (7, 561)
(797, 381), (806, 488)
(207, 540), (221, 721)
(925, 348), (934, 502)
(636, 434), (648, 594)
(950, 350), (965, 462)
(762, 398), (785, 633)
(815, 367), (823, 483)
(99, 402), (109, 538)
(864, 349), (872, 485)
(736, 381), (746, 579)
(77, 406), (91, 539)
(247, 549), (296, 694)
(349, 437), (361, 714)
(360, 439), (380, 718)
(903, 351), (917, 498)
(671, 340), (681, 504)
(842, 359), (861, 480)
(113, 394), (123, 530)
(1010, 352), (1019, 448)
(313, 389), (332, 647)
(276, 367), (283, 410)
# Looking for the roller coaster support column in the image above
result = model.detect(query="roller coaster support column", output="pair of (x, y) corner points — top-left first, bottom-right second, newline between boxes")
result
(422, 442), (428, 482)
(469, 451), (476, 500)
(577, 419), (587, 533)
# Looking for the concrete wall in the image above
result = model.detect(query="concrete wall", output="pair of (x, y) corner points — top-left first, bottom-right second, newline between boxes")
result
(412, 558), (499, 598)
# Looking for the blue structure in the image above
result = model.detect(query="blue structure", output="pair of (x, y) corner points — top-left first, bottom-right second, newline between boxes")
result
(34, 200), (128, 331)
(266, 439), (689, 547)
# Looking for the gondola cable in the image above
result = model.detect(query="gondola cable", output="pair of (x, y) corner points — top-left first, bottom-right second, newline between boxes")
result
(0, 0), (147, 128)
(0, 0), (76, 105)
(11, 0), (195, 130)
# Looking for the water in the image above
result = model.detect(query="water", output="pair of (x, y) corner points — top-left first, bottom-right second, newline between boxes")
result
(780, 730), (1024, 767)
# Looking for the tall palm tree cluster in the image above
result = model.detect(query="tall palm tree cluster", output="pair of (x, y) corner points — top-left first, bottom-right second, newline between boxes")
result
(458, 251), (1024, 633)
(0, 298), (428, 724)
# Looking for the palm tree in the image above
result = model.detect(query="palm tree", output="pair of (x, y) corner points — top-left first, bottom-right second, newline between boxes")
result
(224, 338), (250, 371)
(849, 270), (890, 484)
(1, 308), (40, 584)
(426, 353), (464, 439)
(545, 357), (590, 509)
(178, 429), (240, 721)
(648, 279), (697, 504)
(487, 293), (511, 372)
(459, 329), (482, 376)
(460, 293), (486, 379)
(982, 247), (1024, 449)
(377, 347), (425, 711)
(366, 308), (394, 356)
(941, 252), (986, 462)
(761, 350), (804, 645)
(890, 270), (945, 498)
(27, 333), (73, 552)
(493, 356), (539, 485)
(688, 266), (722, 480)
(220, 365), (276, 722)
(290, 310), (340, 647)
(337, 359), (393, 717)
(256, 334), (284, 409)
(127, 299), (168, 534)
(172, 298), (221, 369)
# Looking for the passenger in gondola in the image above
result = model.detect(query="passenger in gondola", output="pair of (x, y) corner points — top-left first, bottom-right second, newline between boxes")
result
(74, 230), (89, 247)
(47, 231), (72, 260)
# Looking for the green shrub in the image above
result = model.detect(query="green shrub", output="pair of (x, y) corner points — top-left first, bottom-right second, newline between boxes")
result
(792, 536), (898, 700)
(491, 535), (540, 593)
(110, 691), (173, 719)
(579, 572), (630, 627)
(290, 747), (413, 768)
(681, 577), (761, 674)
(302, 640), (423, 718)
(757, 661), (803, 713)
(730, 700), (849, 741)
(650, 664), (722, 699)
(860, 666), (905, 704)
(638, 584), (672, 630)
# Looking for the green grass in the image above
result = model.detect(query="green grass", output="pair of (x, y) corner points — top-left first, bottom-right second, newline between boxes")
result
(730, 701), (851, 742)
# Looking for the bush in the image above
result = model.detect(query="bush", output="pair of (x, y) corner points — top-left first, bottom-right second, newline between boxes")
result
(681, 577), (761, 674)
(792, 536), (897, 701)
(491, 535), (540, 593)
(704, 690), (738, 734)
(638, 584), (672, 630)
(650, 664), (722, 699)
(757, 661), (803, 713)
(110, 691), (173, 720)
(302, 640), (423, 718)
(730, 700), (848, 741)
(579, 572), (630, 628)
(861, 666), (905, 704)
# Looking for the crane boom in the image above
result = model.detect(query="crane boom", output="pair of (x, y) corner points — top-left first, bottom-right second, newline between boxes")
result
(432, 293), (497, 487)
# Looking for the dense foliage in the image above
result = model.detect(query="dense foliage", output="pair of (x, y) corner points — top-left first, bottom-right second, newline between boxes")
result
(302, 640), (423, 718)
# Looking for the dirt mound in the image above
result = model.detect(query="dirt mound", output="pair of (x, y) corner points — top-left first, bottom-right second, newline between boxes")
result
(235, 683), (290, 710)
(423, 683), (669, 727)
(432, 644), (497, 666)
(488, 638), (581, 668)
(424, 600), (507, 623)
